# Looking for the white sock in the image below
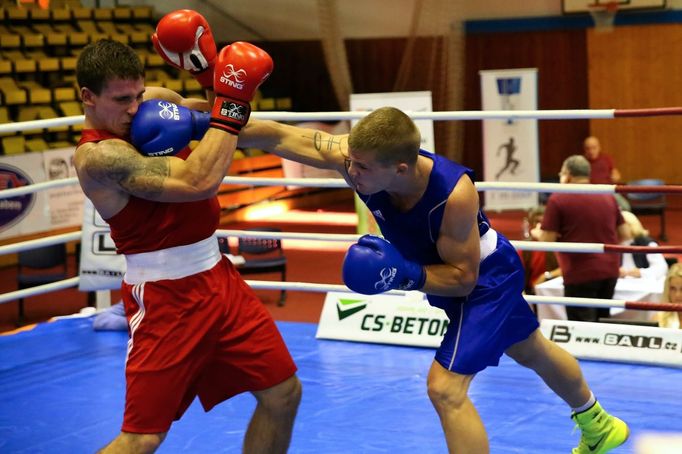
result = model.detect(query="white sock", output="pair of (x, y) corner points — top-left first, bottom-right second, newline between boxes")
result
(572, 392), (596, 414)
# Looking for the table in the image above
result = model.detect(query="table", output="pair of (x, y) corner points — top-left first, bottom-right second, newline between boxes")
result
(533, 276), (664, 321)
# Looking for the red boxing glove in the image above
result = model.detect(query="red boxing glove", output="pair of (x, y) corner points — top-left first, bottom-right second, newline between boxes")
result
(210, 42), (273, 135)
(152, 9), (216, 89)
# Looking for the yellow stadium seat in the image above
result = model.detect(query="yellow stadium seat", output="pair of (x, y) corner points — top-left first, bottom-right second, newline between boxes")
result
(26, 137), (49, 152)
(2, 136), (26, 155)
(11, 26), (43, 48)
(276, 98), (292, 110)
(53, 23), (88, 47)
(6, 7), (29, 22)
(39, 106), (68, 133)
(0, 59), (11, 75)
(94, 8), (113, 21)
(77, 20), (107, 42)
(58, 101), (84, 133)
(51, 8), (70, 22)
(3, 51), (36, 73)
(131, 6), (153, 21)
(72, 7), (92, 21)
(113, 7), (132, 21)
(17, 81), (51, 104)
(49, 141), (75, 149)
(0, 77), (27, 105)
(117, 23), (148, 44)
(52, 85), (76, 102)
(33, 24), (67, 46)
(0, 25), (21, 48)
(29, 7), (50, 21)
(27, 51), (60, 72)
(0, 106), (12, 137)
(163, 79), (183, 92)
(17, 105), (43, 135)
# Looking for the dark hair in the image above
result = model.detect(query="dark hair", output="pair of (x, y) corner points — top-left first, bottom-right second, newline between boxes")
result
(76, 39), (144, 95)
(348, 107), (421, 166)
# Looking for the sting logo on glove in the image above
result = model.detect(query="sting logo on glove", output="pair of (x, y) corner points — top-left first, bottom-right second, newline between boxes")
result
(374, 267), (397, 292)
(157, 101), (180, 121)
(219, 64), (247, 90)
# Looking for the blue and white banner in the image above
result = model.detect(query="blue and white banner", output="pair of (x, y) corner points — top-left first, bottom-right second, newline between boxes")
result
(479, 68), (539, 211)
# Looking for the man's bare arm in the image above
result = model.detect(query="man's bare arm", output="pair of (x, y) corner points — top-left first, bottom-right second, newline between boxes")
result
(239, 119), (348, 172)
(81, 130), (236, 203)
(422, 176), (481, 297)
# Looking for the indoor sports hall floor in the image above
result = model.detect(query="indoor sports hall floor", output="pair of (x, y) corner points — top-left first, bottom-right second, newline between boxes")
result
(1, 316), (681, 453)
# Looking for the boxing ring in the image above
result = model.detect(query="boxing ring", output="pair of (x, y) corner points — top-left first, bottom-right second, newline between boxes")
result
(1, 108), (682, 453)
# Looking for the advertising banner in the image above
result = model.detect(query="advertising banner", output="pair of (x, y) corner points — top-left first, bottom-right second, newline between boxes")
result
(479, 68), (539, 211)
(541, 319), (682, 368)
(316, 291), (448, 348)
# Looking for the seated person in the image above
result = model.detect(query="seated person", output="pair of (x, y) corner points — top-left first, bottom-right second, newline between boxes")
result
(658, 263), (682, 329)
(519, 206), (561, 295)
(619, 211), (668, 280)
(93, 300), (127, 331)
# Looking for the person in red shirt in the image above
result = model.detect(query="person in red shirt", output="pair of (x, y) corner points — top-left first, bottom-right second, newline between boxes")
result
(73, 25), (301, 454)
(532, 155), (630, 322)
(583, 136), (620, 184)
(583, 136), (631, 211)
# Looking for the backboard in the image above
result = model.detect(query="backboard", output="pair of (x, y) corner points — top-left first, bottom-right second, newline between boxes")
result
(562, 0), (666, 14)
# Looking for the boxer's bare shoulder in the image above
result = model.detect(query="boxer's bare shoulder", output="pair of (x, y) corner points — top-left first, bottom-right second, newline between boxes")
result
(74, 139), (170, 217)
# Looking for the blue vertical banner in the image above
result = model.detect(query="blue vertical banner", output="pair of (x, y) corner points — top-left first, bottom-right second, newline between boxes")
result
(479, 68), (540, 211)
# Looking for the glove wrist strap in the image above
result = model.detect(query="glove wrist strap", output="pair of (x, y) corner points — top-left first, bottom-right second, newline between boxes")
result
(209, 95), (251, 135)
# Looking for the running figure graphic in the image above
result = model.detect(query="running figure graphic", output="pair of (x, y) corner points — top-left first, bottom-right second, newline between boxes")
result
(495, 137), (521, 180)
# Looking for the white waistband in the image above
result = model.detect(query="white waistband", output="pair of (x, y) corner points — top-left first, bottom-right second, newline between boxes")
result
(124, 236), (222, 284)
(480, 228), (498, 262)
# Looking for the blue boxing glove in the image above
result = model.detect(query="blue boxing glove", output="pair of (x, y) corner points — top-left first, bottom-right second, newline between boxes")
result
(342, 234), (426, 295)
(130, 98), (210, 157)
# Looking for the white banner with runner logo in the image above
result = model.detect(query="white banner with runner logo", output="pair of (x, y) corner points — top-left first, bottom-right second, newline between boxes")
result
(78, 198), (125, 291)
(316, 291), (448, 348)
(479, 68), (539, 211)
(541, 319), (682, 369)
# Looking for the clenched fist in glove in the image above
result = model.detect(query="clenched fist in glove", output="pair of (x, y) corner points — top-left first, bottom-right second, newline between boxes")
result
(342, 235), (426, 295)
(209, 42), (273, 135)
(131, 99), (209, 157)
(152, 9), (217, 90)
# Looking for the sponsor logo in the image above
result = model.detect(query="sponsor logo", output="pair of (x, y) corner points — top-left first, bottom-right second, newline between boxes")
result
(372, 210), (385, 221)
(549, 325), (571, 343)
(219, 101), (246, 122)
(587, 434), (606, 452)
(219, 64), (247, 90)
(360, 313), (448, 336)
(604, 333), (663, 349)
(0, 164), (35, 232)
(146, 147), (175, 156)
(92, 232), (117, 255)
(156, 101), (180, 121)
(374, 267), (397, 291)
(336, 298), (368, 320)
(333, 297), (449, 337)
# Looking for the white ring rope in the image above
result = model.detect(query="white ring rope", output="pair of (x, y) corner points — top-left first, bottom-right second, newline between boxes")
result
(0, 177), (639, 201)
(5, 106), (682, 134)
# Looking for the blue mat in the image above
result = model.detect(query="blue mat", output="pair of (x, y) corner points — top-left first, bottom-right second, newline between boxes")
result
(1, 318), (680, 453)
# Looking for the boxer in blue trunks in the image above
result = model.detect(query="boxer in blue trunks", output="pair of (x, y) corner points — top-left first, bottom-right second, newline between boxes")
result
(239, 107), (628, 453)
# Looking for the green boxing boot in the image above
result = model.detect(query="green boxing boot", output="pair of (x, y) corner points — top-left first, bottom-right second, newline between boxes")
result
(572, 401), (629, 454)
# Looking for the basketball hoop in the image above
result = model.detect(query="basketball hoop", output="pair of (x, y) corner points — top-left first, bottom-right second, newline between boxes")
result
(588, 1), (619, 32)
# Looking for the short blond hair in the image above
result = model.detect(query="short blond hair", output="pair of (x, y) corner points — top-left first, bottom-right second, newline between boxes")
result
(620, 210), (649, 238)
(348, 107), (421, 165)
(662, 263), (682, 303)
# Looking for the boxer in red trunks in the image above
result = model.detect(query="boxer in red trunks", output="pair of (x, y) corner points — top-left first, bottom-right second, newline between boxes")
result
(73, 15), (300, 453)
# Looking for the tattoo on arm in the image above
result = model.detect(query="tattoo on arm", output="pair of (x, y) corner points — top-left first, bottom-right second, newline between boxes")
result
(310, 132), (344, 153)
(87, 141), (170, 199)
